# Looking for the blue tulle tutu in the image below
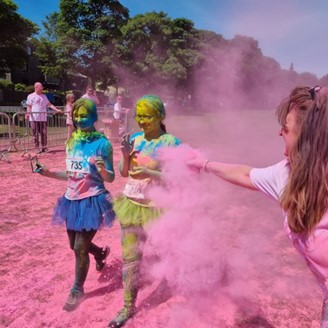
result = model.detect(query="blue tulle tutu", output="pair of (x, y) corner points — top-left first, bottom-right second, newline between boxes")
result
(52, 192), (116, 231)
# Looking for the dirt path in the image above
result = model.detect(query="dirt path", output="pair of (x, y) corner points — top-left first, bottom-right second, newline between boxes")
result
(0, 111), (323, 327)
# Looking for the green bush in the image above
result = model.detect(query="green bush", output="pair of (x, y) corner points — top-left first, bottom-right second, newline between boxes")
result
(0, 79), (15, 90)
(15, 83), (26, 91)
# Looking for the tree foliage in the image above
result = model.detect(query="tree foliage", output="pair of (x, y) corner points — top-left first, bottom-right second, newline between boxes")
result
(33, 12), (75, 91)
(57, 0), (129, 86)
(115, 12), (202, 99)
(0, 0), (38, 72)
(34, 0), (129, 89)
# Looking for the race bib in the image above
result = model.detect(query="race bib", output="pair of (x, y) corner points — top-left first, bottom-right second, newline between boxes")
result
(66, 157), (90, 174)
(123, 178), (150, 200)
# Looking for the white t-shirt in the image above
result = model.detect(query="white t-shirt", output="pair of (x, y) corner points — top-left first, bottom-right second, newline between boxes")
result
(113, 102), (122, 120)
(250, 160), (289, 201)
(66, 103), (73, 125)
(82, 94), (98, 104)
(26, 92), (50, 122)
(250, 160), (328, 297)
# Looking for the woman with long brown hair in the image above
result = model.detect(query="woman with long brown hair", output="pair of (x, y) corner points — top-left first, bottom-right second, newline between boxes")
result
(188, 86), (328, 327)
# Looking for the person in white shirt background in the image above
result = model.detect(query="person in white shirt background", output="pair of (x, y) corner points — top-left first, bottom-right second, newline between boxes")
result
(65, 93), (75, 138)
(81, 85), (100, 106)
(25, 82), (61, 153)
(113, 95), (123, 120)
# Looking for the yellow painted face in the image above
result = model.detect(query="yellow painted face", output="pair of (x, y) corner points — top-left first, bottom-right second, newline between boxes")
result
(134, 100), (162, 135)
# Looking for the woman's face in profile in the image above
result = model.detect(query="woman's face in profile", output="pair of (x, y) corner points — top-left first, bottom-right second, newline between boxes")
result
(279, 107), (298, 158)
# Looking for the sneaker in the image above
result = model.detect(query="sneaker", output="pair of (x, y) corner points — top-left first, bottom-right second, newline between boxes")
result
(62, 289), (85, 312)
(42, 148), (49, 153)
(96, 246), (110, 272)
(35, 148), (42, 154)
(108, 307), (136, 328)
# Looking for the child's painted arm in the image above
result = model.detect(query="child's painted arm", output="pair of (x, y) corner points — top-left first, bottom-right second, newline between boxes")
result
(91, 144), (115, 183)
(39, 167), (68, 180)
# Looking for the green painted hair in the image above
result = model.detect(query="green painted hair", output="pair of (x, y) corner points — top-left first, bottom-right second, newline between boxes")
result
(135, 94), (166, 119)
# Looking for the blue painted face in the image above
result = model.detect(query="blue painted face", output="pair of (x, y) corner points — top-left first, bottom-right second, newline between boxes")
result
(73, 107), (95, 131)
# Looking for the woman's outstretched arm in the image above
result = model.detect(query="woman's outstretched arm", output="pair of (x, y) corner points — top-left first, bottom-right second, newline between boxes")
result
(188, 157), (258, 190)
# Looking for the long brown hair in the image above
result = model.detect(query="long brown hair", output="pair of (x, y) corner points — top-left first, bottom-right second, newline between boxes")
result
(276, 86), (314, 132)
(279, 89), (328, 234)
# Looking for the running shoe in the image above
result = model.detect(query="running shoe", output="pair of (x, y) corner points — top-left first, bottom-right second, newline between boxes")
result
(108, 306), (136, 328)
(96, 246), (110, 272)
(62, 289), (85, 312)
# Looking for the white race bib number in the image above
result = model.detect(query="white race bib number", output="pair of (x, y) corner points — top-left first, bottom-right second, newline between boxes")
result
(66, 157), (90, 174)
(123, 178), (150, 200)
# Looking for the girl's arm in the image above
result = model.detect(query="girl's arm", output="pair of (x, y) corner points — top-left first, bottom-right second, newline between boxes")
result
(39, 168), (68, 180)
(119, 134), (134, 177)
(118, 155), (130, 177)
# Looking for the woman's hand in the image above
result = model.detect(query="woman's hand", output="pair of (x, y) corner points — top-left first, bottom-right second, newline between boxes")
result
(120, 133), (134, 158)
(186, 152), (208, 171)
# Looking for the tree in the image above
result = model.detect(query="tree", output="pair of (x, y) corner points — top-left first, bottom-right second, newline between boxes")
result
(115, 12), (202, 100)
(34, 12), (75, 92)
(35, 0), (129, 90)
(0, 0), (38, 73)
(56, 0), (129, 87)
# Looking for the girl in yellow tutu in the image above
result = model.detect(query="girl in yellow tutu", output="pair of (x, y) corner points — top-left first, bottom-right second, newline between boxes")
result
(108, 95), (181, 327)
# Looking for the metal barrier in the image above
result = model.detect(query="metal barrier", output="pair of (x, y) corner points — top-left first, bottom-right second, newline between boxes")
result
(0, 112), (12, 162)
(12, 109), (67, 155)
(0, 105), (134, 160)
(0, 106), (23, 114)
(96, 106), (133, 143)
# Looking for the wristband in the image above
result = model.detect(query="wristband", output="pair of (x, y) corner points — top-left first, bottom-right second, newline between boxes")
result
(203, 160), (210, 173)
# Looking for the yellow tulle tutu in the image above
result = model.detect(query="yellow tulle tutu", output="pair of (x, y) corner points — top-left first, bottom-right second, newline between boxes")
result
(114, 195), (163, 227)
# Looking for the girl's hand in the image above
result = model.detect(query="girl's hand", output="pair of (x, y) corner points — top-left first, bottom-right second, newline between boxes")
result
(30, 156), (45, 174)
(129, 166), (152, 179)
(38, 165), (48, 176)
(120, 133), (134, 157)
(90, 156), (105, 172)
(90, 156), (114, 182)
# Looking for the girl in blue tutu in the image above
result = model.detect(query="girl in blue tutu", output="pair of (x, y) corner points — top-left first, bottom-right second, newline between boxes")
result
(38, 98), (115, 311)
